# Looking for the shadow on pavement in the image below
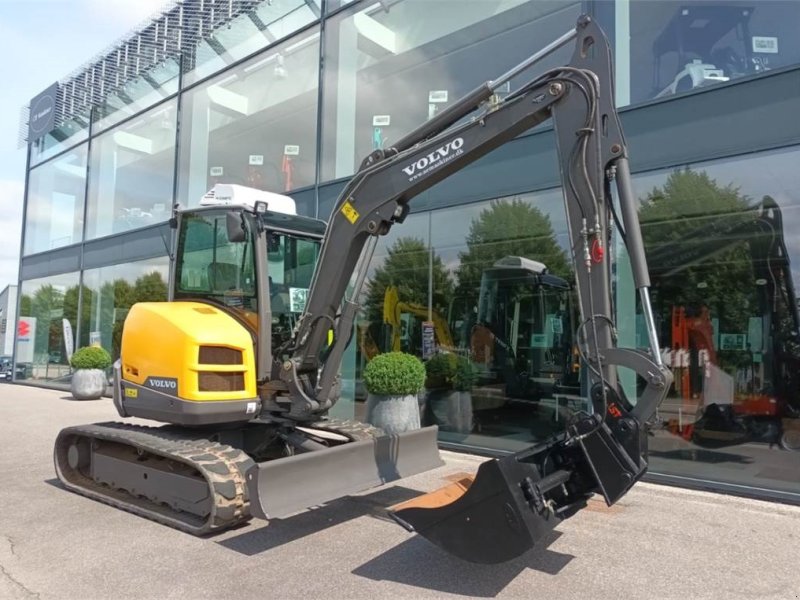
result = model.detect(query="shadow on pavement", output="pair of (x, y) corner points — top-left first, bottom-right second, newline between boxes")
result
(218, 485), (422, 556)
(352, 530), (572, 597)
(59, 395), (105, 401)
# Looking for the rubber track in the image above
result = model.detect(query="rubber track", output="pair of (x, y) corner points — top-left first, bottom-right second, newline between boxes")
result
(54, 422), (255, 536)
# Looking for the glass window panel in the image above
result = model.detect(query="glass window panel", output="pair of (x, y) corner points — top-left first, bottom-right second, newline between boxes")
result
(177, 27), (320, 208)
(325, 0), (356, 14)
(85, 100), (177, 240)
(353, 188), (575, 451)
(629, 146), (800, 496)
(16, 271), (80, 384)
(93, 59), (180, 133)
(624, 0), (800, 106)
(183, 0), (318, 86)
(321, 0), (581, 181)
(81, 258), (169, 361)
(30, 113), (90, 167)
(24, 145), (87, 255)
(426, 189), (575, 448)
(354, 212), (430, 413)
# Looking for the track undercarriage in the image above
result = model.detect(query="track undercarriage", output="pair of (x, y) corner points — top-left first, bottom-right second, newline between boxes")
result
(53, 419), (396, 535)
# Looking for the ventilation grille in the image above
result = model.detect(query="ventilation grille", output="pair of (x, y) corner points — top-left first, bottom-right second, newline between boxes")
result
(198, 372), (245, 392)
(198, 346), (242, 365)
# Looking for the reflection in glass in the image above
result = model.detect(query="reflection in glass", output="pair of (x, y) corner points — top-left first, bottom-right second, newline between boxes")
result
(24, 145), (87, 255)
(633, 153), (800, 496)
(355, 191), (580, 451)
(30, 113), (90, 167)
(85, 101), (177, 239)
(324, 0), (357, 14)
(183, 0), (319, 86)
(321, 0), (581, 181)
(628, 1), (800, 105)
(82, 258), (169, 361)
(178, 27), (320, 208)
(93, 59), (180, 133)
(16, 272), (80, 384)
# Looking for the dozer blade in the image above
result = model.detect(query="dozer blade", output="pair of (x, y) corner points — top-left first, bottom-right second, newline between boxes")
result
(390, 455), (571, 564)
(247, 425), (443, 519)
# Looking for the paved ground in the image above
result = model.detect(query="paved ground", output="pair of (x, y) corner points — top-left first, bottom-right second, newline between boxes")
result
(1, 384), (799, 600)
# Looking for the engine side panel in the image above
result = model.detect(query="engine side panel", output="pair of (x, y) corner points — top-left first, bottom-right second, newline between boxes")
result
(118, 301), (260, 425)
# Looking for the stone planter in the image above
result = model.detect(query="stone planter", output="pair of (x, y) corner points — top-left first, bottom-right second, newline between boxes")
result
(70, 369), (107, 400)
(426, 389), (473, 434)
(364, 393), (421, 434)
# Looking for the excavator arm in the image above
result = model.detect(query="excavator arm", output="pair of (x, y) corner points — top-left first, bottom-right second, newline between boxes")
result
(277, 15), (673, 563)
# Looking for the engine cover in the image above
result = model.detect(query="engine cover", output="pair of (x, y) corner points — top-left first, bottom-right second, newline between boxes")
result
(114, 301), (260, 426)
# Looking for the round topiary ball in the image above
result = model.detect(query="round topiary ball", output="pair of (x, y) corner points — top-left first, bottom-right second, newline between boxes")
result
(70, 346), (112, 370)
(363, 352), (426, 396)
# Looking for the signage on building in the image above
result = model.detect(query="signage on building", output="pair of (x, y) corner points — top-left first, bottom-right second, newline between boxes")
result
(28, 82), (59, 142)
(16, 317), (37, 364)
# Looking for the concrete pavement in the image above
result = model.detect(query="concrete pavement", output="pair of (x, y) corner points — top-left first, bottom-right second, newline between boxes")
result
(1, 383), (799, 600)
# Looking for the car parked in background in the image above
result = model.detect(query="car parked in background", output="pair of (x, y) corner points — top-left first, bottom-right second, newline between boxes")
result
(0, 356), (12, 381)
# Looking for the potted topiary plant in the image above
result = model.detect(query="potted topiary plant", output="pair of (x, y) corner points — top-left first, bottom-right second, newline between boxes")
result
(70, 346), (112, 400)
(424, 352), (475, 434)
(363, 351), (426, 434)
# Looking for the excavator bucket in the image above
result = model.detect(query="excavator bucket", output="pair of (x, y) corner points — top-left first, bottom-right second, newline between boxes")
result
(389, 418), (648, 564)
(389, 453), (580, 564)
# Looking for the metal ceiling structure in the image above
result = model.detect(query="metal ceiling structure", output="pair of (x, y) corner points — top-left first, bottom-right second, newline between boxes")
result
(19, 0), (323, 146)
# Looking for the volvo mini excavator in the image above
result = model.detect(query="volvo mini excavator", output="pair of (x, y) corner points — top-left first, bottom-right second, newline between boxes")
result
(54, 15), (673, 564)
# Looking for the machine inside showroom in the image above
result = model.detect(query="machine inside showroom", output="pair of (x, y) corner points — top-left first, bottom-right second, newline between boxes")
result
(53, 15), (673, 564)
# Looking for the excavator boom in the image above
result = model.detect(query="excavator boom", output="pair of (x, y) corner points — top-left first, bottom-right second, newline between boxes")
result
(264, 15), (673, 563)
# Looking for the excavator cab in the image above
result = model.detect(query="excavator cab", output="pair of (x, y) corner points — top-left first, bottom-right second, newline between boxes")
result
(111, 187), (332, 426)
(172, 195), (324, 361)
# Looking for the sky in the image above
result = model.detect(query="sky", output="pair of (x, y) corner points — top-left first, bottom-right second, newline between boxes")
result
(0, 0), (170, 291)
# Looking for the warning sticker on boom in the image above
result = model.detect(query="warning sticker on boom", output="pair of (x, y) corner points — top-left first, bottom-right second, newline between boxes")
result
(341, 200), (360, 224)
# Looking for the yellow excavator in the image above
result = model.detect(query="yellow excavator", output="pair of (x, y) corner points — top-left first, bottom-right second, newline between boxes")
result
(54, 16), (672, 564)
(383, 285), (456, 353)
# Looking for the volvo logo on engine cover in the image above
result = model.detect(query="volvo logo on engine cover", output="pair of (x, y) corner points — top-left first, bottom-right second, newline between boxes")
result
(145, 377), (179, 395)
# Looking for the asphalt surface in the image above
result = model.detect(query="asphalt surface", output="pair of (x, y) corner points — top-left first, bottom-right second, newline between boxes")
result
(1, 384), (799, 600)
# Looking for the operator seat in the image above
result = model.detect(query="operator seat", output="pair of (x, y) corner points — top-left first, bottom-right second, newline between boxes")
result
(207, 262), (239, 292)
(268, 276), (290, 314)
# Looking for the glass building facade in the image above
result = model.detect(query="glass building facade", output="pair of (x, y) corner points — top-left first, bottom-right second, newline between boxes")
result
(16, 0), (800, 503)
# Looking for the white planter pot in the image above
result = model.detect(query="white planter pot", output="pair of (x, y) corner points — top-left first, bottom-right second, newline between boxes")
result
(364, 393), (421, 434)
(426, 389), (473, 434)
(70, 369), (107, 400)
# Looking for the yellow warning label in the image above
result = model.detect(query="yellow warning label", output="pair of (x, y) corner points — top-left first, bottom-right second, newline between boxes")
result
(340, 200), (360, 224)
(124, 387), (138, 398)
